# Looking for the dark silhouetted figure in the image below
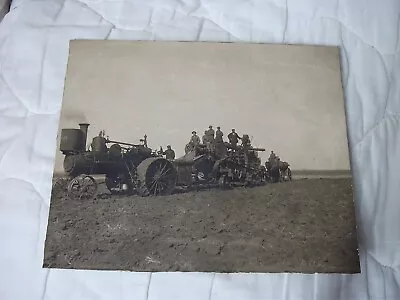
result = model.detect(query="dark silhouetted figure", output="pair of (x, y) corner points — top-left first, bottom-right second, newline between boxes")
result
(190, 131), (200, 146)
(228, 129), (241, 147)
(215, 126), (224, 143)
(206, 125), (215, 140)
(163, 145), (175, 160)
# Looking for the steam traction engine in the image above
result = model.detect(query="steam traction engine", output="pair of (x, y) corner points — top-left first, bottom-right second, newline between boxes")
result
(52, 123), (269, 199)
(55, 123), (178, 199)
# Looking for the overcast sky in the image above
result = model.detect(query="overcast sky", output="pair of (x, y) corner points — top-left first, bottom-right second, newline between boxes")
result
(53, 40), (351, 174)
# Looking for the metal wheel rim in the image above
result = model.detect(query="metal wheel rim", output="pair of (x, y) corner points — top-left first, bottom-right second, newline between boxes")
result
(67, 175), (97, 200)
(145, 160), (176, 196)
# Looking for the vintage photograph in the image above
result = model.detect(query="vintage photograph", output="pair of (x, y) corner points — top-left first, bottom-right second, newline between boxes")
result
(43, 40), (360, 273)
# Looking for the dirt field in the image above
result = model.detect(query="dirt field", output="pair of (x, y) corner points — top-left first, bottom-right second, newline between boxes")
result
(43, 178), (360, 273)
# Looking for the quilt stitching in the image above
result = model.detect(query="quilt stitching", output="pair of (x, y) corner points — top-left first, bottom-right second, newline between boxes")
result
(1, 0), (399, 298)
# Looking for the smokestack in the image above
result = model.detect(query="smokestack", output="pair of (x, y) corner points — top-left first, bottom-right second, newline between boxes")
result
(79, 123), (90, 151)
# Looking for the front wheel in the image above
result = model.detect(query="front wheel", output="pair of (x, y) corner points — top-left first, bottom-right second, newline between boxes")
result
(67, 174), (98, 200)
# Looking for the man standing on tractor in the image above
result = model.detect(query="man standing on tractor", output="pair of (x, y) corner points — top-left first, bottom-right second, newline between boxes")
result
(202, 130), (208, 144)
(190, 131), (200, 147)
(228, 128), (241, 147)
(163, 145), (175, 160)
(215, 126), (224, 143)
(269, 150), (277, 162)
(241, 134), (251, 148)
(202, 130), (209, 145)
(214, 126), (226, 158)
(186, 131), (200, 153)
(206, 125), (215, 152)
(206, 125), (215, 140)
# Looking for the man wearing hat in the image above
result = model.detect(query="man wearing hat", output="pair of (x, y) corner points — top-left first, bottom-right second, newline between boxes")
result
(205, 126), (215, 152)
(190, 131), (200, 147)
(202, 130), (213, 152)
(228, 128), (241, 147)
(206, 125), (215, 140)
(269, 150), (277, 162)
(202, 130), (209, 145)
(163, 145), (176, 160)
(215, 126), (224, 143)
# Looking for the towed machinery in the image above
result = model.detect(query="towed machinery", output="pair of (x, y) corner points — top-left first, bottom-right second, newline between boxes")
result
(265, 158), (292, 183)
(212, 142), (267, 188)
(178, 134), (267, 188)
(54, 123), (178, 199)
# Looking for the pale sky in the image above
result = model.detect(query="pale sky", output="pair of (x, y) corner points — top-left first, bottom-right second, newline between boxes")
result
(54, 40), (350, 174)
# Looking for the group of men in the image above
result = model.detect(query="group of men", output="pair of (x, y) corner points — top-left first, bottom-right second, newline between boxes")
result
(160, 126), (254, 160)
(189, 126), (245, 150)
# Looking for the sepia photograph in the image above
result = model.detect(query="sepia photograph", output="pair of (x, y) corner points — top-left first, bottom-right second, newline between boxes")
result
(43, 40), (360, 273)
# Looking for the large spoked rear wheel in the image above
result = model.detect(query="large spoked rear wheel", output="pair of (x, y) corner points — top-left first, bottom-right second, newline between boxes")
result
(136, 157), (177, 196)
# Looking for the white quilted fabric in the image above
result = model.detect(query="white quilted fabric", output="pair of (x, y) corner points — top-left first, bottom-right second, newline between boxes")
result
(0, 0), (399, 299)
